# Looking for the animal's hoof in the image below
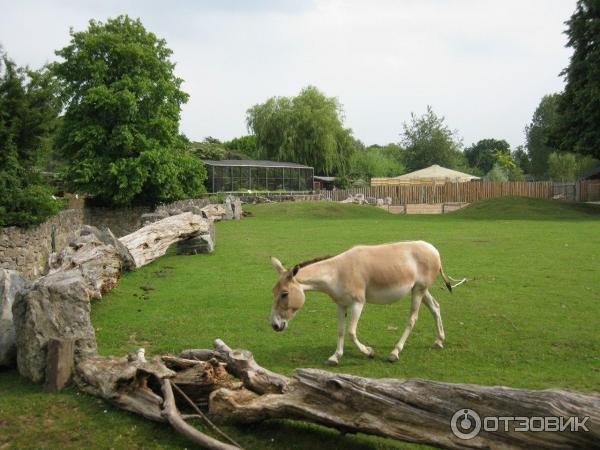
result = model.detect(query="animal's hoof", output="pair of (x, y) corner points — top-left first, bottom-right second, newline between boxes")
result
(365, 347), (375, 358)
(432, 340), (444, 349)
(326, 357), (339, 366)
(388, 353), (399, 363)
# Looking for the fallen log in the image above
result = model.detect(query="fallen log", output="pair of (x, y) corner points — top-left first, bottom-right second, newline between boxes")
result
(208, 340), (600, 450)
(119, 212), (210, 268)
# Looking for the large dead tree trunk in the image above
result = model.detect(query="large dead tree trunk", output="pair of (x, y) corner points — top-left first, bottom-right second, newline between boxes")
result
(207, 340), (600, 450)
(119, 212), (210, 268)
(72, 339), (599, 449)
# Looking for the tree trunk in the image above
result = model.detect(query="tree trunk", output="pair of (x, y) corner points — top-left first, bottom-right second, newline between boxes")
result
(119, 212), (210, 268)
(208, 341), (600, 450)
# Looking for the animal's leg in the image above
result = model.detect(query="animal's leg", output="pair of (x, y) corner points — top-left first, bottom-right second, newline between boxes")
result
(326, 304), (347, 366)
(389, 287), (424, 362)
(423, 290), (445, 349)
(348, 301), (375, 358)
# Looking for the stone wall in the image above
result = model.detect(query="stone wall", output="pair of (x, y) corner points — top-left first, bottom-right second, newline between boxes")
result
(0, 209), (85, 279)
(83, 206), (153, 238)
(0, 199), (211, 280)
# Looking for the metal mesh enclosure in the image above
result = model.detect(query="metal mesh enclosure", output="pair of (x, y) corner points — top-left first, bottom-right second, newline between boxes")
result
(204, 160), (314, 192)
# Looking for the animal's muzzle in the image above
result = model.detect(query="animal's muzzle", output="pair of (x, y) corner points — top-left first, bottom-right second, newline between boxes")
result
(272, 323), (285, 332)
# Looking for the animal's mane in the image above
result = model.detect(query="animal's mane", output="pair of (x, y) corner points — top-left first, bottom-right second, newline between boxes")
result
(295, 255), (334, 269)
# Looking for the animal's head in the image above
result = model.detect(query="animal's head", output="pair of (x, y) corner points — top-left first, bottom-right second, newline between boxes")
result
(270, 256), (306, 332)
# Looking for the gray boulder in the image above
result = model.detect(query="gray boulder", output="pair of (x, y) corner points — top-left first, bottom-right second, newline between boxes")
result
(177, 220), (215, 255)
(12, 270), (97, 383)
(0, 269), (29, 367)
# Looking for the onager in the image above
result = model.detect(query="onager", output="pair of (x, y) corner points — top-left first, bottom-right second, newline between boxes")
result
(270, 240), (465, 364)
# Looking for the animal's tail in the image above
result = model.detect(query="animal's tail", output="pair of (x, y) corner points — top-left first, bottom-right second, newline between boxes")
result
(440, 266), (467, 293)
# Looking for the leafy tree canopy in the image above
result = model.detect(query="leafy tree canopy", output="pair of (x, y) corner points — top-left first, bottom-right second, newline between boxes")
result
(246, 86), (356, 176)
(526, 93), (562, 177)
(53, 16), (206, 206)
(0, 50), (63, 226)
(557, 0), (600, 158)
(349, 145), (405, 181)
(400, 106), (464, 172)
(223, 135), (257, 159)
(464, 138), (510, 173)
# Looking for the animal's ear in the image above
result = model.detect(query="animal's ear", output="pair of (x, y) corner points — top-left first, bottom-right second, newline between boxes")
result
(271, 256), (286, 274)
(292, 265), (300, 277)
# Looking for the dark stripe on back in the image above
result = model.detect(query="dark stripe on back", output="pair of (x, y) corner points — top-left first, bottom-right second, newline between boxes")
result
(296, 255), (334, 269)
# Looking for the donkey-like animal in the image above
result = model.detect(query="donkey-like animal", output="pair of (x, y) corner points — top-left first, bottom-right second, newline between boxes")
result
(270, 240), (465, 364)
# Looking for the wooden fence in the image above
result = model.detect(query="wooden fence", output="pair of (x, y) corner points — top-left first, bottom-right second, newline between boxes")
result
(322, 180), (600, 204)
(579, 180), (600, 202)
(322, 181), (554, 204)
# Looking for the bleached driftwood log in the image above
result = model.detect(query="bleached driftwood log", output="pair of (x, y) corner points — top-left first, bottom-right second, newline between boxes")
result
(75, 350), (241, 449)
(208, 340), (600, 450)
(119, 212), (210, 268)
(73, 339), (599, 449)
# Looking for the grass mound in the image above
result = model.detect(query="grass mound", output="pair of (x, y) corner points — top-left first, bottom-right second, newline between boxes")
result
(452, 196), (600, 220)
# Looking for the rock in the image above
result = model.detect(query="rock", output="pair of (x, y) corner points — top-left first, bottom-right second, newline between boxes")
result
(13, 270), (97, 383)
(384, 196), (393, 205)
(226, 196), (243, 220)
(168, 209), (184, 217)
(376, 198), (385, 207)
(176, 219), (216, 255)
(366, 197), (377, 205)
(0, 269), (29, 367)
(49, 229), (123, 298)
(200, 204), (228, 221)
(223, 198), (234, 220)
(183, 206), (203, 216)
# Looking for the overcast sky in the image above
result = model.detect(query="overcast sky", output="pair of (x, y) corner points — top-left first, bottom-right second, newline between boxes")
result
(0, 0), (575, 149)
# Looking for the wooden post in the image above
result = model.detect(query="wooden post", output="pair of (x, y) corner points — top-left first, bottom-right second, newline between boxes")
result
(45, 338), (75, 392)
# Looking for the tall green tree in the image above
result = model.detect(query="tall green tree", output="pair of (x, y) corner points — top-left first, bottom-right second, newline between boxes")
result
(53, 16), (206, 206)
(400, 106), (463, 171)
(349, 145), (405, 181)
(246, 86), (356, 176)
(525, 94), (561, 177)
(464, 138), (510, 173)
(0, 51), (63, 226)
(556, 0), (600, 158)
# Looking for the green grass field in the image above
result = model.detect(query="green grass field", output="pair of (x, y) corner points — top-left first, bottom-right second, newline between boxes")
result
(1, 197), (599, 449)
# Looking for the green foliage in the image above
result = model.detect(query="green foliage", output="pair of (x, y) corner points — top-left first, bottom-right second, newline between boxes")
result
(486, 163), (509, 182)
(53, 16), (206, 206)
(349, 145), (405, 180)
(401, 106), (463, 171)
(189, 140), (227, 160)
(547, 151), (600, 181)
(556, 0), (600, 159)
(512, 145), (530, 173)
(223, 135), (257, 159)
(464, 138), (510, 173)
(526, 93), (562, 177)
(0, 52), (63, 227)
(247, 86), (356, 176)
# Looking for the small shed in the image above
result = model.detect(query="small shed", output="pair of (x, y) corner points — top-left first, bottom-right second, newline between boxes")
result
(372, 164), (480, 186)
(203, 160), (314, 193)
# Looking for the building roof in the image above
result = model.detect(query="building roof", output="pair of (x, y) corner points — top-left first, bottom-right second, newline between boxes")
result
(393, 164), (480, 181)
(203, 159), (312, 169)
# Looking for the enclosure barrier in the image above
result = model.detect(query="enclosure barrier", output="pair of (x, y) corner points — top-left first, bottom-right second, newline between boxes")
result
(322, 181), (555, 204)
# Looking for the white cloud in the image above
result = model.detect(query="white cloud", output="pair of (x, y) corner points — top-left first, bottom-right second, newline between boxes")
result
(0, 0), (575, 148)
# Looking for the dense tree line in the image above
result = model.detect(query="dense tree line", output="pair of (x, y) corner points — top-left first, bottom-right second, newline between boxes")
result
(3, 1), (600, 226)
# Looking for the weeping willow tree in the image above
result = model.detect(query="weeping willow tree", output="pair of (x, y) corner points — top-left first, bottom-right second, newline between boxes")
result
(246, 86), (356, 176)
